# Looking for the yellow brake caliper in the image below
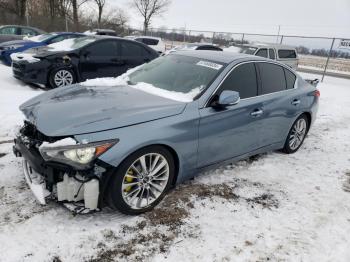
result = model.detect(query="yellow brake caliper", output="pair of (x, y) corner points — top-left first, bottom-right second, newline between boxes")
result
(124, 169), (134, 192)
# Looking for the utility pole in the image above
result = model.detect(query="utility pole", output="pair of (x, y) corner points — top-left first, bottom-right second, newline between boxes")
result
(276, 25), (281, 43)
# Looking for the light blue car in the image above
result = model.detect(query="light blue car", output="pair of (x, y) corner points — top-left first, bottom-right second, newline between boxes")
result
(13, 51), (319, 215)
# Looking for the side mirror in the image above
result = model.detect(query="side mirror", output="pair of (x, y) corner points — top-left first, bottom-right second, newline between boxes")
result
(215, 90), (240, 108)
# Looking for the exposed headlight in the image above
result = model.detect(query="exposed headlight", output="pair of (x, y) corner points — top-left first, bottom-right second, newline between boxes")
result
(39, 139), (118, 169)
(4, 44), (24, 50)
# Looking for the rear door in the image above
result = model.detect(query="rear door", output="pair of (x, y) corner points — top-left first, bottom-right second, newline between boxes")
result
(79, 39), (120, 80)
(198, 62), (264, 167)
(256, 62), (299, 146)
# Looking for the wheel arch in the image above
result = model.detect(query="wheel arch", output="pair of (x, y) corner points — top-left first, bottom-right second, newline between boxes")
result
(301, 111), (312, 132)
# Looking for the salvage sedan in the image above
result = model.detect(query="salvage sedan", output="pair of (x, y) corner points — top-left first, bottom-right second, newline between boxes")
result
(13, 51), (319, 215)
(11, 35), (159, 88)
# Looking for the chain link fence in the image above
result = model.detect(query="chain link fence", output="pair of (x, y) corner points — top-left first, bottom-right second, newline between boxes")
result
(130, 28), (350, 80)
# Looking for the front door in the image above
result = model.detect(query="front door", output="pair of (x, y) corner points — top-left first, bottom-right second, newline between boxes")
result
(198, 62), (264, 167)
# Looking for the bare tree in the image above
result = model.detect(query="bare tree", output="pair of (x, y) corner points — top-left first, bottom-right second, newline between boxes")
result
(132, 0), (171, 34)
(93, 0), (105, 28)
(0, 0), (28, 23)
(71, 0), (89, 31)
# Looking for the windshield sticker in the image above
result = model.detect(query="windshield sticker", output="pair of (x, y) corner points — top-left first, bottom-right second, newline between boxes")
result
(196, 61), (223, 70)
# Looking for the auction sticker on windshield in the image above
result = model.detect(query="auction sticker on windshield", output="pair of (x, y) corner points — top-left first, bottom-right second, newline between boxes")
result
(196, 61), (223, 70)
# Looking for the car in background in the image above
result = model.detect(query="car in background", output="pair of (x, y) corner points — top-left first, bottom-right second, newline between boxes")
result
(12, 36), (159, 88)
(85, 29), (117, 36)
(125, 36), (165, 53)
(0, 25), (45, 44)
(166, 43), (223, 54)
(226, 43), (299, 70)
(0, 32), (85, 65)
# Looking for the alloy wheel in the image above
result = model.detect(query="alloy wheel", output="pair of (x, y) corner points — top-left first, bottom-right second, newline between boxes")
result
(121, 153), (170, 209)
(54, 69), (74, 87)
(289, 118), (307, 150)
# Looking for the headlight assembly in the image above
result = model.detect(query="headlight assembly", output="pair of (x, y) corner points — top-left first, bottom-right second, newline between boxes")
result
(39, 139), (118, 169)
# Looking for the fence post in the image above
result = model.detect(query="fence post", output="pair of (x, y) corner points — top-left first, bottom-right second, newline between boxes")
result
(212, 32), (216, 44)
(280, 35), (284, 45)
(241, 33), (245, 45)
(322, 38), (335, 82)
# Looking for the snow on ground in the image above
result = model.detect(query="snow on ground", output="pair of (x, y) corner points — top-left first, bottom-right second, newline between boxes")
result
(0, 63), (350, 262)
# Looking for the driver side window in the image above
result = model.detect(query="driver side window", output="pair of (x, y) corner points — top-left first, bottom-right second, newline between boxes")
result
(218, 63), (258, 99)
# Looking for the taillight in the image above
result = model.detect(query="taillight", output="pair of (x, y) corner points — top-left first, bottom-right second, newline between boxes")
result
(314, 90), (320, 97)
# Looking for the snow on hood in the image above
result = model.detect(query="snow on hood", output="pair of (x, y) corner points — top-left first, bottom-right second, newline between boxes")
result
(10, 52), (40, 63)
(47, 38), (78, 52)
(81, 66), (200, 103)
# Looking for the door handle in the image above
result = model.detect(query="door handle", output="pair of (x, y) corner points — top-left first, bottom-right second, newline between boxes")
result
(111, 59), (125, 65)
(291, 99), (301, 106)
(250, 109), (263, 117)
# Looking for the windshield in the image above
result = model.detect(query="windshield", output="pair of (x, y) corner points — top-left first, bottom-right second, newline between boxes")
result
(128, 55), (224, 101)
(29, 33), (57, 42)
(238, 46), (258, 55)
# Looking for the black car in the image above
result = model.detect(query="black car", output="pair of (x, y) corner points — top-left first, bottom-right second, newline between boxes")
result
(12, 36), (159, 88)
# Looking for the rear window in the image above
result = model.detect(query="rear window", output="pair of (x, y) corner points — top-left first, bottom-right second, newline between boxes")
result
(121, 41), (148, 56)
(284, 68), (296, 89)
(256, 49), (268, 58)
(278, 49), (297, 59)
(258, 63), (286, 94)
(137, 38), (159, 46)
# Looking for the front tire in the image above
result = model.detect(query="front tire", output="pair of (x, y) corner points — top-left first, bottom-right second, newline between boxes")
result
(282, 114), (309, 154)
(49, 68), (76, 88)
(107, 146), (175, 215)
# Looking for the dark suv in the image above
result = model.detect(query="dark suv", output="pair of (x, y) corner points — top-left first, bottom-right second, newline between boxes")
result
(12, 36), (159, 88)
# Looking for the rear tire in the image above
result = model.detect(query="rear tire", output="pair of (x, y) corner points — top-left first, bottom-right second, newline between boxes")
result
(282, 114), (309, 154)
(49, 68), (76, 88)
(107, 146), (175, 215)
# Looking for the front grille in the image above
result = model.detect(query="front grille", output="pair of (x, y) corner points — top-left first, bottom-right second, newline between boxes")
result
(12, 62), (23, 71)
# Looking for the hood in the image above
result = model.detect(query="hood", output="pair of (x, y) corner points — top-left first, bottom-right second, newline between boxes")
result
(0, 39), (33, 47)
(22, 45), (68, 58)
(20, 84), (187, 136)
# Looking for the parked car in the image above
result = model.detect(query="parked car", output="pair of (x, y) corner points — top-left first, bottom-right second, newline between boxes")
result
(0, 25), (45, 44)
(11, 36), (159, 88)
(13, 51), (319, 215)
(166, 43), (223, 54)
(125, 36), (165, 53)
(226, 43), (299, 70)
(0, 32), (85, 65)
(84, 29), (117, 36)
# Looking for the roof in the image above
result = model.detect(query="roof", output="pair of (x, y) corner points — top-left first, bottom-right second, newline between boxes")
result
(128, 35), (162, 40)
(93, 29), (116, 33)
(174, 50), (264, 64)
(242, 43), (296, 50)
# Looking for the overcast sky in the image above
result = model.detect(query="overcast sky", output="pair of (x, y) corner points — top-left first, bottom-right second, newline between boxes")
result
(114, 0), (350, 38)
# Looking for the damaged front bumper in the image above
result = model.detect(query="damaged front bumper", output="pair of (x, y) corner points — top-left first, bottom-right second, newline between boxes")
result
(13, 127), (112, 214)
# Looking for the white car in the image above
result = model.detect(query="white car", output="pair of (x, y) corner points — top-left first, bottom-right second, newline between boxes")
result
(225, 43), (299, 70)
(125, 36), (165, 54)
